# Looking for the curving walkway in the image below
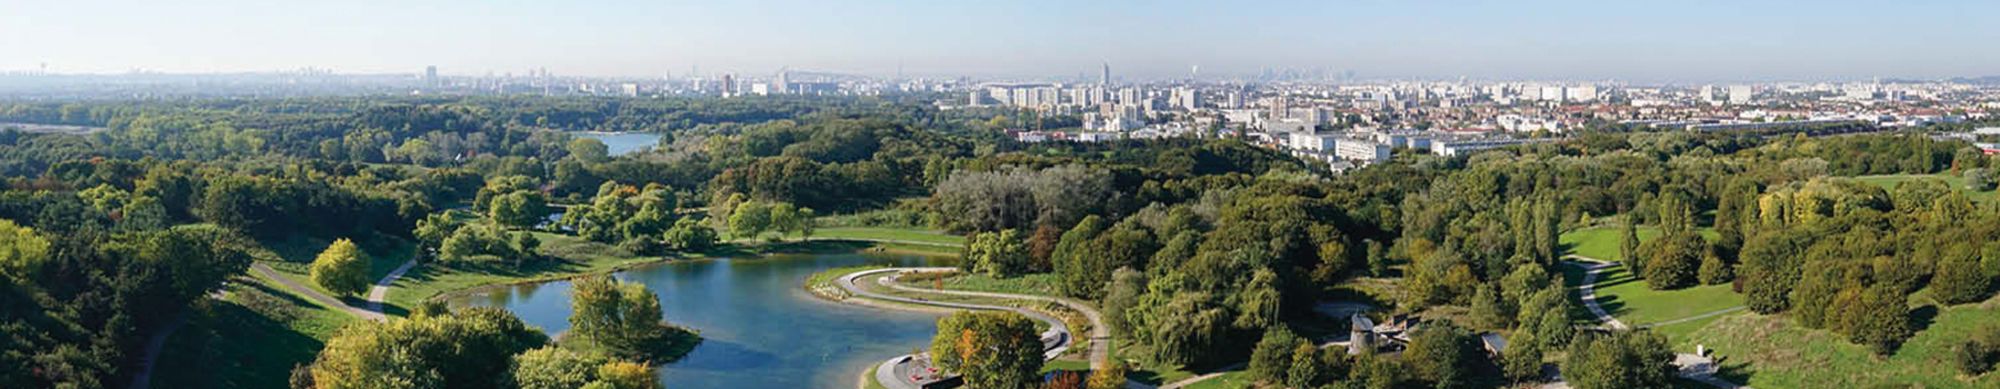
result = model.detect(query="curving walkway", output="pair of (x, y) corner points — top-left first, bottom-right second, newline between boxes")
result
(1566, 256), (1628, 330)
(835, 267), (1107, 389)
(367, 259), (419, 314)
(1564, 256), (1749, 389)
(127, 310), (189, 389)
(250, 262), (384, 321)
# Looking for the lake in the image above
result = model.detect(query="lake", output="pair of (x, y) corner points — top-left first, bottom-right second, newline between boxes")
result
(449, 253), (950, 388)
(573, 132), (662, 156)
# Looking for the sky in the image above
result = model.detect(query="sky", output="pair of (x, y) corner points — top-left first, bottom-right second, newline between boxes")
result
(3, 0), (1997, 82)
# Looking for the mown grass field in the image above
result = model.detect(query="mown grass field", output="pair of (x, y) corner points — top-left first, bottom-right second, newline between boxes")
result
(1854, 173), (1999, 203)
(1559, 225), (1718, 262)
(1560, 224), (1742, 345)
(1686, 300), (2000, 388)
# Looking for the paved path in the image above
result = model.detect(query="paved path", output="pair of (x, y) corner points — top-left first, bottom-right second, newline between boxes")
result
(871, 271), (1110, 369)
(837, 267), (1106, 389)
(127, 310), (189, 389)
(250, 262), (384, 321)
(367, 259), (419, 314)
(1564, 256), (1748, 388)
(1566, 256), (1628, 330)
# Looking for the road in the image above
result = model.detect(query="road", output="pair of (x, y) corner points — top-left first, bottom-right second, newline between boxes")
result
(835, 267), (1106, 389)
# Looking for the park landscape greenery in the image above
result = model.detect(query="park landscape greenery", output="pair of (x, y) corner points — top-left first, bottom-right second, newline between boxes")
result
(0, 94), (1997, 388)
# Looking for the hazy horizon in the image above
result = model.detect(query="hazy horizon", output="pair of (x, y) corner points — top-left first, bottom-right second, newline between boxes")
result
(5, 0), (1998, 82)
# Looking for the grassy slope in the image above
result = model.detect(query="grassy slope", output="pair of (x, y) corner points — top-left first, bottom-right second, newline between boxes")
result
(1854, 173), (1998, 203)
(1560, 225), (1742, 345)
(257, 235), (417, 301)
(1559, 225), (1718, 262)
(1687, 300), (2000, 389)
(150, 273), (360, 388)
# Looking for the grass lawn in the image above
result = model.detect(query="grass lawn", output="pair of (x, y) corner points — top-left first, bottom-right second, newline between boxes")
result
(1560, 225), (1718, 262)
(1182, 370), (1252, 389)
(255, 234), (418, 304)
(1586, 264), (1745, 327)
(903, 272), (1064, 297)
(1560, 260), (1745, 345)
(1854, 173), (1998, 203)
(1686, 300), (2000, 388)
(1040, 358), (1092, 373)
(150, 273), (360, 388)
(383, 232), (678, 310)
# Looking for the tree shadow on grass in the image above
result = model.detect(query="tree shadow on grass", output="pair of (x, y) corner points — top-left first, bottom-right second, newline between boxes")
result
(1712, 359), (1757, 387)
(1595, 295), (1630, 318)
(1909, 304), (1940, 334)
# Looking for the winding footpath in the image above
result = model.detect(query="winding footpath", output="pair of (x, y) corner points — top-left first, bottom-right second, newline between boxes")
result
(1567, 256), (1628, 330)
(833, 267), (1110, 389)
(367, 259), (420, 314)
(1564, 256), (1749, 389)
(249, 262), (385, 321)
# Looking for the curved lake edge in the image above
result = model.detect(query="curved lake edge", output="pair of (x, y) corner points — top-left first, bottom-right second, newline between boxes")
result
(438, 244), (964, 388)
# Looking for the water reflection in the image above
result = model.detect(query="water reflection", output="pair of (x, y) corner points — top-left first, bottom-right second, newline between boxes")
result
(450, 253), (952, 388)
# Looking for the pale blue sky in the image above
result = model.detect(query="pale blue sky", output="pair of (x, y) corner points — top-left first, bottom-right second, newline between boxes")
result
(2, 0), (1995, 81)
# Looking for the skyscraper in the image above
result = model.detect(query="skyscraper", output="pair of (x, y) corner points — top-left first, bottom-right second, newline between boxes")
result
(424, 65), (438, 87)
(1100, 62), (1111, 86)
(774, 70), (790, 95)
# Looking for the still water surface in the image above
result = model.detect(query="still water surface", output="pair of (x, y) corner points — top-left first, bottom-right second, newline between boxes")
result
(450, 253), (949, 388)
(573, 132), (662, 156)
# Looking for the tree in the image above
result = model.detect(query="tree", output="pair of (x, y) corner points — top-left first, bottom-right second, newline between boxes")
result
(414, 213), (462, 258)
(592, 361), (658, 389)
(570, 276), (679, 359)
(1847, 285), (1914, 355)
(1619, 215), (1641, 265)
(1052, 216), (1106, 296)
(965, 229), (1031, 277)
(1501, 331), (1546, 383)
(1638, 232), (1705, 290)
(1468, 284), (1513, 330)
(1402, 321), (1496, 389)
(928, 311), (1043, 388)
(569, 137), (610, 163)
(1248, 325), (1302, 383)
(1286, 343), (1324, 388)
(727, 201), (773, 240)
(511, 347), (605, 389)
(1967, 168), (1997, 191)
(769, 202), (816, 240)
(662, 217), (719, 252)
(490, 191), (550, 229)
(1934, 249), (1993, 305)
(310, 238), (370, 297)
(1562, 331), (1676, 389)
(1697, 250), (1733, 285)
(310, 307), (548, 389)
(1087, 361), (1129, 389)
(1102, 267), (1147, 335)
(0, 219), (50, 281)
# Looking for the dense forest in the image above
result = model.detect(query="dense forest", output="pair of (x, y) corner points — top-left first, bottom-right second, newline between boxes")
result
(1, 94), (1996, 389)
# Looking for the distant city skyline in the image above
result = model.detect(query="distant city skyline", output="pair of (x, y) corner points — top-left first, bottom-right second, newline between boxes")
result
(5, 0), (1999, 82)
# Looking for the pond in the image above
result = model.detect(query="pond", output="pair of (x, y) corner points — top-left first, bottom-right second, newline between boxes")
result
(449, 253), (950, 388)
(573, 132), (662, 156)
